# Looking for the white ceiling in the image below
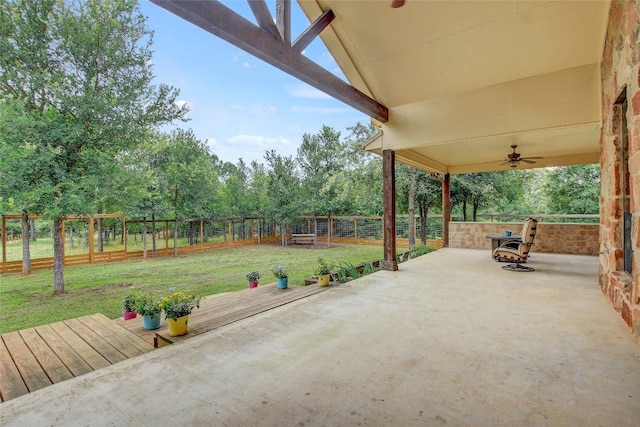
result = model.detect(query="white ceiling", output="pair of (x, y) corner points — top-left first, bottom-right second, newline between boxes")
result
(298, 0), (611, 173)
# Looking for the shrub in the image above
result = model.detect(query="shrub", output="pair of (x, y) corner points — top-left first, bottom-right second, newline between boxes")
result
(409, 244), (435, 259)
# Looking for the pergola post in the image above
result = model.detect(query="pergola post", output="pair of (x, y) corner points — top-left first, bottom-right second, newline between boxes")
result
(443, 173), (451, 247)
(382, 149), (398, 271)
(88, 217), (95, 264)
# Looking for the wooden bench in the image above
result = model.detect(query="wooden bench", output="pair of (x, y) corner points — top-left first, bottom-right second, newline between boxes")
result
(290, 233), (316, 245)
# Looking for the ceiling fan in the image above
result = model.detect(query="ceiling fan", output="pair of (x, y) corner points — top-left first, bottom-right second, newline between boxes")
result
(498, 145), (543, 168)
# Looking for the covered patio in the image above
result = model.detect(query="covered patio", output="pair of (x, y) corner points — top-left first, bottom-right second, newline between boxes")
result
(1, 249), (638, 425)
(150, 0), (639, 335)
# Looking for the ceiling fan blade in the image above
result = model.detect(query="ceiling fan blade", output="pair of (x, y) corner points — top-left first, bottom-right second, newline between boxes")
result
(391, 0), (406, 8)
(520, 159), (537, 164)
(520, 156), (544, 160)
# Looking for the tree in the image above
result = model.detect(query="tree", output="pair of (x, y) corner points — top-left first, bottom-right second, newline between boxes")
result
(297, 126), (345, 238)
(452, 171), (525, 221)
(264, 150), (301, 245)
(219, 159), (250, 218)
(0, 0), (187, 293)
(156, 129), (218, 255)
(414, 172), (442, 244)
(339, 122), (383, 216)
(541, 165), (600, 214)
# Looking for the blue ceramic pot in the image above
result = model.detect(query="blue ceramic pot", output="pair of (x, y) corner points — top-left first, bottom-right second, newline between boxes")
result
(142, 314), (161, 330)
(277, 277), (288, 289)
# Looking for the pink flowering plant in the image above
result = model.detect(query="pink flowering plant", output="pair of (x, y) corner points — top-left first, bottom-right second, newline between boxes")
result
(159, 289), (201, 321)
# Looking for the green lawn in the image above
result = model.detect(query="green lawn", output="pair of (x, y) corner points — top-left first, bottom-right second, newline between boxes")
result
(0, 244), (390, 334)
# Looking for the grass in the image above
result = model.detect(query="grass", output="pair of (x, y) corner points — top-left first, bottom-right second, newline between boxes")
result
(0, 243), (390, 334)
(3, 234), (229, 261)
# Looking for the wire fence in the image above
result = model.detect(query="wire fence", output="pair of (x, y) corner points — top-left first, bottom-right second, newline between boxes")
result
(2, 213), (598, 273)
(292, 216), (444, 241)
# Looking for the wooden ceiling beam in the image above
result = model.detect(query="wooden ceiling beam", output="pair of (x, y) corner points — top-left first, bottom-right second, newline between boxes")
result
(248, 0), (281, 40)
(292, 9), (335, 54)
(276, 0), (291, 46)
(150, 0), (389, 123)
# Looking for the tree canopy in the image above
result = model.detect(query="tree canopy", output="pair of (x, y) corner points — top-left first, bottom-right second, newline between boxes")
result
(0, 0), (187, 292)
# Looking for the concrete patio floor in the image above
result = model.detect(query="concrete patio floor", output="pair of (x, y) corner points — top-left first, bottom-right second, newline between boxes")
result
(1, 248), (638, 426)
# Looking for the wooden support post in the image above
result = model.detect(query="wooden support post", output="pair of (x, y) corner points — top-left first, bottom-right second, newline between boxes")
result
(2, 215), (6, 264)
(88, 217), (95, 264)
(443, 173), (451, 247)
(382, 150), (398, 271)
(123, 217), (128, 253)
(228, 220), (233, 241)
(354, 219), (358, 242)
(164, 220), (169, 251)
(200, 220), (204, 247)
(61, 219), (65, 259)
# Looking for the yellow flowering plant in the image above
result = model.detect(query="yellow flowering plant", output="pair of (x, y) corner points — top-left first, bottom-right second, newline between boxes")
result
(159, 290), (201, 321)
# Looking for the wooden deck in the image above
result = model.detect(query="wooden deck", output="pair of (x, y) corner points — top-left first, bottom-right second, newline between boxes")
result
(0, 314), (154, 402)
(117, 282), (331, 346)
(0, 281), (333, 403)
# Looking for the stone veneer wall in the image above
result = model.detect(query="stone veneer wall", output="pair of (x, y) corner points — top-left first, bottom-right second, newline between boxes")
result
(449, 222), (599, 255)
(599, 0), (640, 335)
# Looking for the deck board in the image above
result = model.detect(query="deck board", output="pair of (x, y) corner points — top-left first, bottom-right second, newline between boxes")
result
(62, 318), (128, 364)
(33, 324), (93, 377)
(0, 314), (155, 403)
(19, 328), (74, 384)
(156, 283), (331, 345)
(48, 320), (111, 371)
(88, 314), (153, 354)
(0, 338), (29, 401)
(2, 331), (52, 393)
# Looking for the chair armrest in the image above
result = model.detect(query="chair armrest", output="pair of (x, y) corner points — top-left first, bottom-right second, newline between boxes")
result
(497, 238), (522, 250)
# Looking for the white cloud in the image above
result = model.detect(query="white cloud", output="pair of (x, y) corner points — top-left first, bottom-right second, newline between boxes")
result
(260, 105), (277, 116)
(287, 83), (331, 99)
(213, 134), (294, 163)
(175, 99), (191, 110)
(242, 62), (252, 68)
(206, 137), (218, 149)
(227, 134), (292, 148)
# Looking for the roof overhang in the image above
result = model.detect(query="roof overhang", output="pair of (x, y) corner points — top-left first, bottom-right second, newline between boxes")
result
(299, 0), (610, 174)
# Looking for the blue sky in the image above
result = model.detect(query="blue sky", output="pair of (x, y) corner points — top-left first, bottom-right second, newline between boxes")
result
(139, 0), (369, 165)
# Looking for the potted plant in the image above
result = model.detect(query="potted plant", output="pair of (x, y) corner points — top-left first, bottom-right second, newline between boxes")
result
(314, 257), (334, 287)
(271, 264), (289, 289)
(159, 290), (201, 336)
(246, 271), (261, 288)
(122, 292), (138, 320)
(135, 292), (162, 330)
